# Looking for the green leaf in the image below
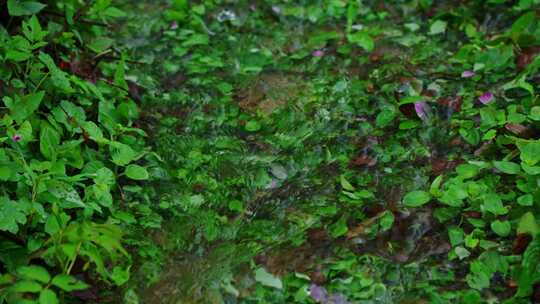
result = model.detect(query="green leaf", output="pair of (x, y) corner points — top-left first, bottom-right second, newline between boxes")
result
(23, 15), (47, 42)
(519, 140), (540, 166)
(493, 161), (521, 174)
(7, 0), (46, 16)
(455, 246), (470, 260)
(118, 101), (140, 122)
(347, 31), (374, 52)
(94, 167), (116, 185)
(482, 129), (497, 140)
(228, 200), (243, 212)
(17, 266), (50, 283)
(329, 217), (348, 238)
(440, 184), (468, 207)
(491, 220), (511, 237)
(6, 49), (32, 62)
(403, 190), (431, 207)
(88, 37), (114, 53)
(125, 164), (149, 180)
(110, 266), (130, 286)
(483, 193), (507, 215)
(522, 163), (540, 175)
(510, 11), (537, 43)
(4, 91), (45, 123)
(114, 56), (128, 91)
(15, 120), (33, 144)
(51, 275), (89, 292)
(429, 20), (447, 35)
(356, 189), (374, 198)
(516, 237), (540, 297)
(399, 120), (419, 130)
(466, 261), (491, 290)
(465, 233), (479, 248)
(245, 120), (261, 132)
(11, 280), (42, 293)
(448, 227), (464, 246)
(480, 251), (508, 275)
(40, 124), (60, 160)
(379, 211), (394, 231)
(0, 196), (27, 233)
(430, 175), (444, 196)
(460, 128), (480, 146)
(44, 215), (60, 236)
(376, 107), (396, 128)
(254, 268), (282, 289)
(456, 164), (480, 179)
(398, 95), (423, 105)
(517, 212), (539, 235)
(110, 142), (138, 166)
(39, 289), (58, 304)
(340, 175), (355, 191)
(82, 121), (106, 143)
(269, 164), (287, 180)
(529, 106), (540, 121)
(47, 181), (85, 209)
(517, 194), (533, 206)
(38, 52), (72, 92)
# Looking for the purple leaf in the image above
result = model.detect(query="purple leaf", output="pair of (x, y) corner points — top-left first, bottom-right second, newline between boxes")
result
(478, 92), (494, 105)
(11, 134), (22, 142)
(309, 284), (328, 303)
(414, 101), (430, 120)
(329, 293), (348, 304)
(461, 70), (475, 78)
(312, 50), (325, 57)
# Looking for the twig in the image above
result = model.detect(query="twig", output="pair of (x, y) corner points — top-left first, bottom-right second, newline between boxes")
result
(73, 0), (94, 23)
(100, 55), (147, 65)
(41, 10), (108, 27)
(99, 77), (130, 94)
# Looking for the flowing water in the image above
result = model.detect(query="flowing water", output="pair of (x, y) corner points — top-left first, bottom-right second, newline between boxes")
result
(109, 1), (540, 303)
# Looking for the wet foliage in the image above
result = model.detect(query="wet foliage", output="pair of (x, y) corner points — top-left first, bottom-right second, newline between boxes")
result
(1, 0), (540, 303)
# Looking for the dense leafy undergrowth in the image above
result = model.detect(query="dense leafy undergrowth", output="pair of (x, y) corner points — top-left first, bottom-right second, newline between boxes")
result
(1, 0), (540, 303)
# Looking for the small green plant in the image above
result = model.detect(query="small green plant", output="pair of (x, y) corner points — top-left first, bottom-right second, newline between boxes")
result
(0, 2), (146, 303)
(2, 0), (540, 303)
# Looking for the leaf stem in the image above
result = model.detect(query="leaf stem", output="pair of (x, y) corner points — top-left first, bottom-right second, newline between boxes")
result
(34, 71), (50, 92)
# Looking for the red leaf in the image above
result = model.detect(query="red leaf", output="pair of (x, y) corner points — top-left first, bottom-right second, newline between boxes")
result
(513, 233), (533, 254)
(58, 60), (70, 71)
(463, 211), (482, 218)
(349, 155), (377, 168)
(431, 158), (461, 175)
(505, 123), (535, 139)
(516, 46), (540, 70)
(437, 96), (462, 112)
(398, 103), (416, 118)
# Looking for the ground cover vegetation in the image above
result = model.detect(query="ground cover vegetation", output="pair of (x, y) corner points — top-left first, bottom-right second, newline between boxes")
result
(1, 0), (540, 303)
